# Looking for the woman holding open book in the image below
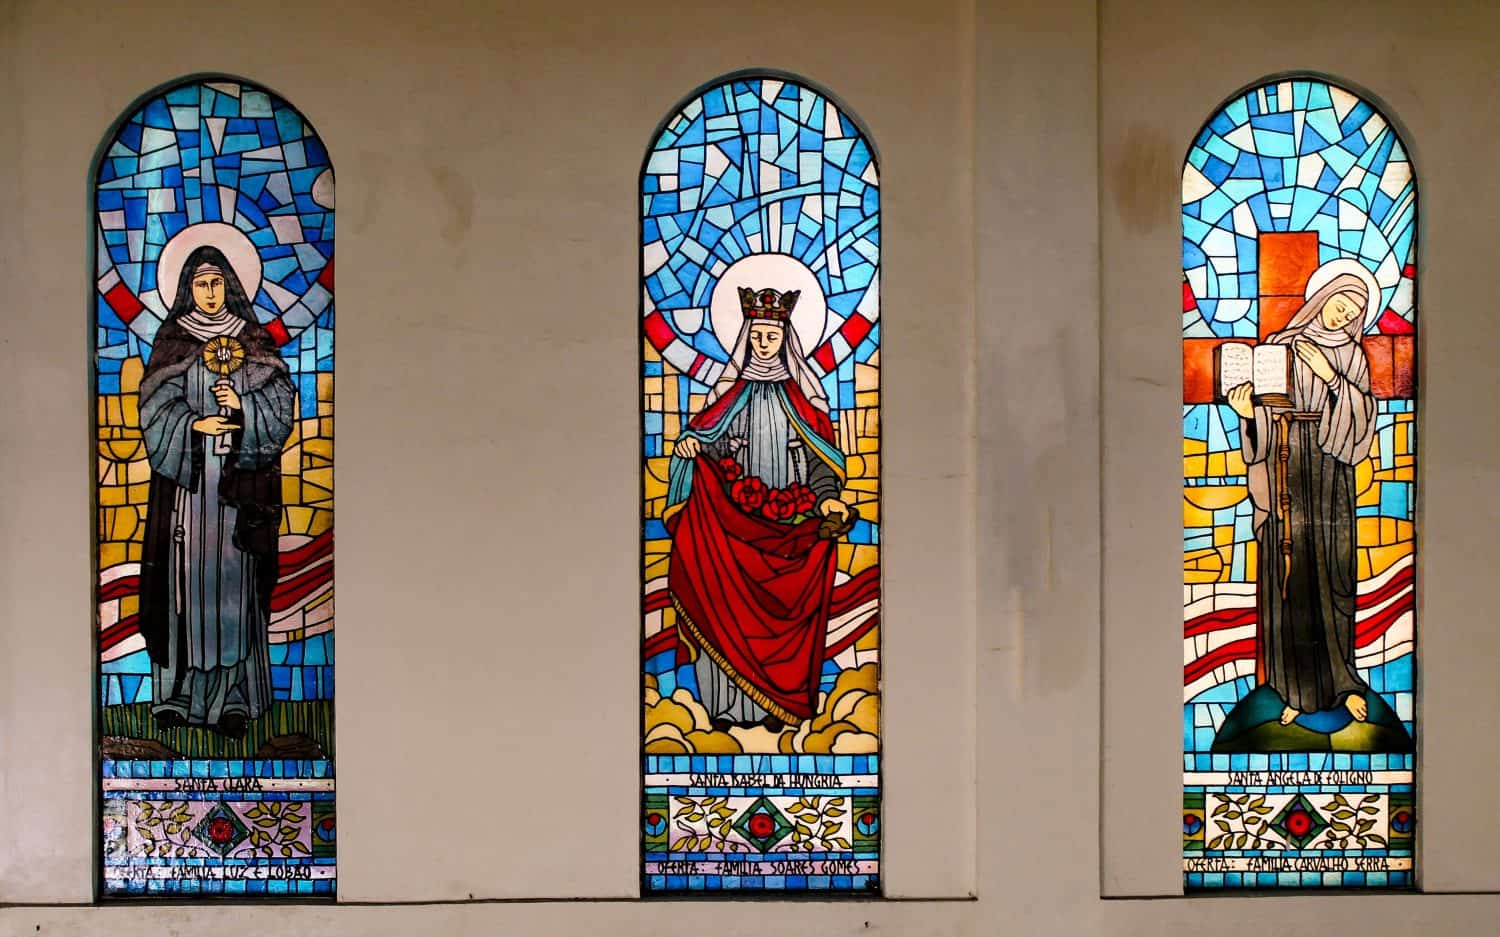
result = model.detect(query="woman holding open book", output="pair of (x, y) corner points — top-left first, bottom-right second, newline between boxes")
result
(1226, 258), (1380, 729)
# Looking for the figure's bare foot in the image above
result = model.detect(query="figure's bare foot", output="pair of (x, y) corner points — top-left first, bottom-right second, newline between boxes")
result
(1345, 694), (1368, 722)
(1280, 706), (1300, 726)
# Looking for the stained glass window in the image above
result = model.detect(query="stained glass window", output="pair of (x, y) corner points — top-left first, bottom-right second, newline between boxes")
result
(1180, 78), (1416, 890)
(640, 73), (881, 895)
(94, 77), (336, 897)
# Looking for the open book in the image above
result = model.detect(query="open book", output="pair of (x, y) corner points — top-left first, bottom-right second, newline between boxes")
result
(1214, 342), (1293, 408)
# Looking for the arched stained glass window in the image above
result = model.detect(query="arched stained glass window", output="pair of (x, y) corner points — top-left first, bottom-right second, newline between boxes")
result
(94, 76), (336, 897)
(640, 73), (881, 895)
(1180, 77), (1417, 891)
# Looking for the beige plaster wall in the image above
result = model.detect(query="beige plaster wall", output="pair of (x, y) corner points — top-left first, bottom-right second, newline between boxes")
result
(4, 0), (1500, 933)
(974, 0), (1104, 925)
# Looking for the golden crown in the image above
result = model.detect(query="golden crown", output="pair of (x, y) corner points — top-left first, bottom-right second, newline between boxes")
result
(738, 287), (799, 322)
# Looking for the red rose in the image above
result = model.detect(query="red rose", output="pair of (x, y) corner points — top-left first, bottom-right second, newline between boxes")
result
(206, 817), (236, 845)
(762, 490), (797, 522)
(1285, 809), (1313, 837)
(789, 484), (818, 514)
(717, 457), (742, 481)
(731, 476), (767, 511)
(748, 812), (775, 838)
(780, 491), (801, 520)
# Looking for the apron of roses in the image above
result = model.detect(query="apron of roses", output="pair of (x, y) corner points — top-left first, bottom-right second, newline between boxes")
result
(666, 458), (838, 724)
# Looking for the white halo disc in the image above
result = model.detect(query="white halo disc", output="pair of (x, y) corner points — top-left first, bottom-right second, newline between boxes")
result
(1303, 257), (1382, 331)
(311, 169), (336, 210)
(709, 254), (827, 355)
(155, 222), (263, 310)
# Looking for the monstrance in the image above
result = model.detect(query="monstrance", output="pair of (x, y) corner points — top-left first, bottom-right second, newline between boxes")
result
(202, 336), (246, 455)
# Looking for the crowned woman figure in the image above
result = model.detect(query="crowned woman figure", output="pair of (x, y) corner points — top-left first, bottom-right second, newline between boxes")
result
(1226, 258), (1399, 740)
(665, 287), (852, 733)
(137, 245), (295, 737)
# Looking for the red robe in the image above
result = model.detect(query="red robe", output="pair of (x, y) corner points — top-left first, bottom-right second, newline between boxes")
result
(665, 379), (843, 724)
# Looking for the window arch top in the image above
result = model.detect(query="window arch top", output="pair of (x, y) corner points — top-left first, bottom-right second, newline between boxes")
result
(1182, 78), (1416, 342)
(642, 75), (880, 384)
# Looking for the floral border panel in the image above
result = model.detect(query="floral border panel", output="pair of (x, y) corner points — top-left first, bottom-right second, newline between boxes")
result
(643, 754), (879, 892)
(1184, 752), (1414, 889)
(102, 759), (335, 896)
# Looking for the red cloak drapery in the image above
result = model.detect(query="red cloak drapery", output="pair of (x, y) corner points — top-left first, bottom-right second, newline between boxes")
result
(666, 457), (837, 724)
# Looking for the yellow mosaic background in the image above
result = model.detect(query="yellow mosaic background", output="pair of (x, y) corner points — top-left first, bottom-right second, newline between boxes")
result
(97, 356), (334, 580)
(1182, 407), (1415, 585)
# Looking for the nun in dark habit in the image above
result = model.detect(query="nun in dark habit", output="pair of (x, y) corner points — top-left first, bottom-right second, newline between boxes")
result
(137, 245), (295, 737)
(1228, 258), (1380, 728)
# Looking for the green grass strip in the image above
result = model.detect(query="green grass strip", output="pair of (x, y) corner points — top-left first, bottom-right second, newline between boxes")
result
(100, 700), (335, 758)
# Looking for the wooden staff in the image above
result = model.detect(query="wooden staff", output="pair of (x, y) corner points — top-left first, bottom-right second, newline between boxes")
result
(1273, 412), (1322, 599)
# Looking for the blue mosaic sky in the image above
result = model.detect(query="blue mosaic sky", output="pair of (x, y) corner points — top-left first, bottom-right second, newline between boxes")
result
(643, 76), (879, 366)
(1183, 79), (1416, 339)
